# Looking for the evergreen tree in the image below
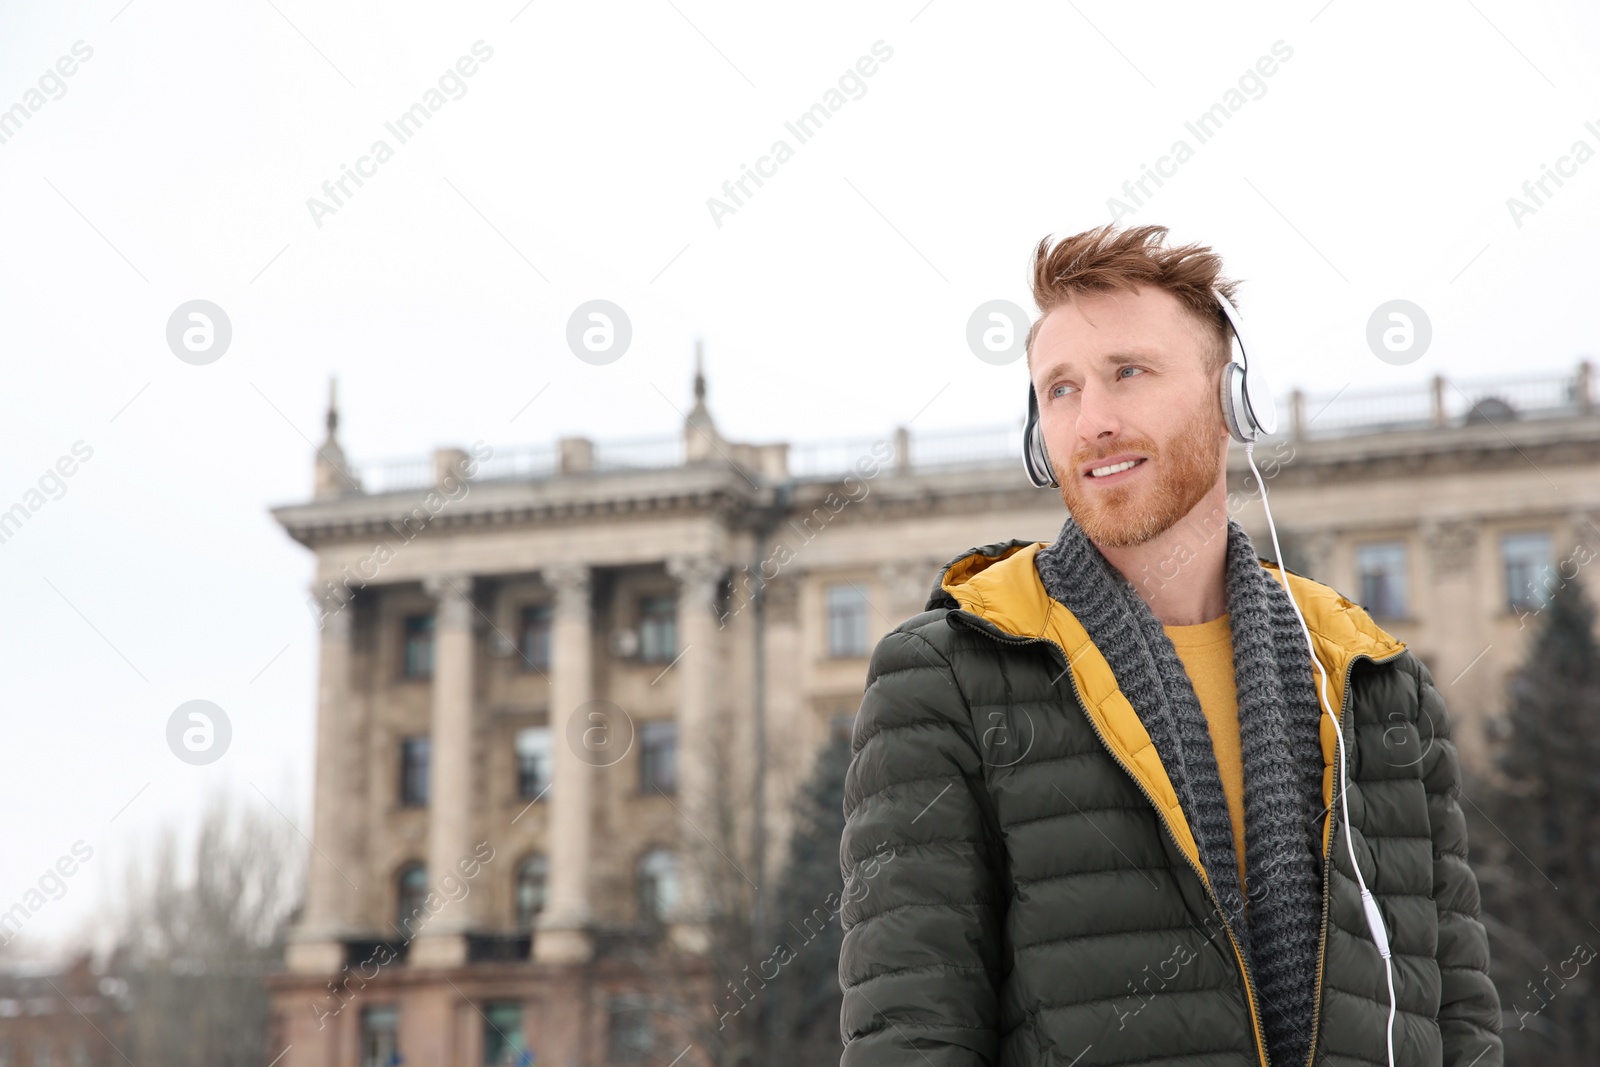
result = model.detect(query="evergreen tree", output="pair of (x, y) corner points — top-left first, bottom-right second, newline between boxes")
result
(1470, 574), (1600, 1063)
(765, 731), (853, 1067)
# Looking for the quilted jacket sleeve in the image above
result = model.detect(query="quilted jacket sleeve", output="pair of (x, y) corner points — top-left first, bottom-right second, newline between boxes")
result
(1415, 659), (1504, 1065)
(837, 626), (1006, 1066)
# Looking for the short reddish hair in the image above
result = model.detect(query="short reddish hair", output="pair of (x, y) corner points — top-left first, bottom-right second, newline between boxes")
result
(1025, 223), (1240, 373)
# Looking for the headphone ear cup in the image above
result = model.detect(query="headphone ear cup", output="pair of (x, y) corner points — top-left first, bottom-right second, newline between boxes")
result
(1241, 362), (1277, 438)
(1219, 361), (1249, 444)
(1212, 288), (1277, 442)
(1031, 421), (1059, 489)
(1022, 388), (1059, 489)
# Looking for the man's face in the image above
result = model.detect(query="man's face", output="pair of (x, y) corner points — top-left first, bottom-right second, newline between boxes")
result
(1029, 284), (1228, 548)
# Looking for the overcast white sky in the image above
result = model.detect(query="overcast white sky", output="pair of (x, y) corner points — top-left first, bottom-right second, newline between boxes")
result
(3, 0), (1598, 954)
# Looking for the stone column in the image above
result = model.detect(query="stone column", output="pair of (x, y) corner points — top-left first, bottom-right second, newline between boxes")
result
(666, 554), (726, 951)
(1421, 518), (1486, 769)
(286, 584), (359, 974)
(759, 574), (804, 877)
(1296, 530), (1338, 586)
(536, 563), (596, 963)
(410, 574), (479, 967)
(879, 557), (940, 623)
(1567, 510), (1600, 556)
(1423, 519), (1479, 582)
(1565, 509), (1600, 618)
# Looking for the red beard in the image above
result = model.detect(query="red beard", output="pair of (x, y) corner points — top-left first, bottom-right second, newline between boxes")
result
(1057, 399), (1223, 548)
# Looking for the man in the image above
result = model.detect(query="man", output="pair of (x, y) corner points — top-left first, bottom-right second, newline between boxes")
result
(837, 224), (1502, 1066)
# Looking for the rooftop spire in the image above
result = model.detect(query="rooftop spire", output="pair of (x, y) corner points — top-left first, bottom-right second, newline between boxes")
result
(684, 338), (722, 463)
(314, 375), (360, 500)
(325, 376), (340, 442)
(693, 337), (706, 403)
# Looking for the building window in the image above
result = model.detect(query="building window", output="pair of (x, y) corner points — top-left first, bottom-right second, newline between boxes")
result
(402, 613), (435, 679)
(1355, 542), (1409, 619)
(515, 727), (552, 800)
(637, 848), (679, 924)
(515, 855), (548, 930)
(395, 863), (428, 937)
(518, 603), (552, 673)
(607, 997), (655, 1062)
(29, 1048), (49, 1067)
(360, 1006), (400, 1067)
(66, 1044), (86, 1067)
(399, 736), (430, 807)
(638, 721), (678, 795)
(482, 1002), (527, 1066)
(638, 594), (677, 662)
(826, 583), (871, 657)
(1503, 531), (1554, 612)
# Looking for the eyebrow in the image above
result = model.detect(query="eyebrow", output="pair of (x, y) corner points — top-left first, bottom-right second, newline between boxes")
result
(1033, 347), (1171, 384)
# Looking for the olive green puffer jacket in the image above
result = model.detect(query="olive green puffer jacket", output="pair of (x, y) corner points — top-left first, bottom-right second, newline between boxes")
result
(838, 539), (1502, 1067)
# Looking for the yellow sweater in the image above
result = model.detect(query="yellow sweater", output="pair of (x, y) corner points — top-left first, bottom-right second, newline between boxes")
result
(1162, 613), (1247, 897)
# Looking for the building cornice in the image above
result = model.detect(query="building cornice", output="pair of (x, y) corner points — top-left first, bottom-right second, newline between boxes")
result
(1227, 413), (1600, 486)
(271, 465), (767, 549)
(271, 414), (1600, 551)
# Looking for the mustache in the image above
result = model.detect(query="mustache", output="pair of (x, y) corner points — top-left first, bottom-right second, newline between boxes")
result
(1070, 438), (1159, 467)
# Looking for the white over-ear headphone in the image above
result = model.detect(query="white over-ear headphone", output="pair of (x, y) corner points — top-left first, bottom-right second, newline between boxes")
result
(1020, 289), (1399, 1067)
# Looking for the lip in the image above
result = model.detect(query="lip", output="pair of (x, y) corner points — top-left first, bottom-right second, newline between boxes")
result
(1079, 454), (1148, 486)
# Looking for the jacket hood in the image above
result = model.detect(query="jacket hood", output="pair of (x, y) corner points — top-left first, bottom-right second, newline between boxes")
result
(929, 538), (1408, 865)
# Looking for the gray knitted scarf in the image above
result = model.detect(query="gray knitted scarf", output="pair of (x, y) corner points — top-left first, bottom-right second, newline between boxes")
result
(1034, 516), (1325, 1066)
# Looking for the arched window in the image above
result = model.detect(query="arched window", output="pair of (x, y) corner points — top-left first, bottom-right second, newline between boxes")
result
(395, 862), (428, 937)
(637, 848), (679, 923)
(515, 854), (548, 930)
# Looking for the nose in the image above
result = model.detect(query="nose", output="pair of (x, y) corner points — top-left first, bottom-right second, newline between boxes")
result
(1074, 378), (1121, 444)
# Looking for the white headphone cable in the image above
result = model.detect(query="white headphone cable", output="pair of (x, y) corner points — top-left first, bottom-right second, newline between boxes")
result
(1244, 441), (1398, 1067)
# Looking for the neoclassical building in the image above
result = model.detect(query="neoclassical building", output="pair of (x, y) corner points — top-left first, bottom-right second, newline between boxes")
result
(265, 357), (1600, 1066)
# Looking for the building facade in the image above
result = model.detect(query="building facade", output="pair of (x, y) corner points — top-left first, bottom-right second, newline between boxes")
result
(0, 955), (130, 1067)
(265, 358), (1600, 1066)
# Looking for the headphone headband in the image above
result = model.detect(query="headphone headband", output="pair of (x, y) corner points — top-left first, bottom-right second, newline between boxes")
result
(1214, 288), (1277, 443)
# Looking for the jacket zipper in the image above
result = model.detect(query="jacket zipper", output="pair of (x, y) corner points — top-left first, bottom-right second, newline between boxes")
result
(950, 614), (1273, 1067)
(1302, 646), (1405, 1067)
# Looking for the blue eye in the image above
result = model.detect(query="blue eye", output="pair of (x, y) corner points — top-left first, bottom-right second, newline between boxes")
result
(1050, 383), (1077, 399)
(1118, 366), (1144, 379)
